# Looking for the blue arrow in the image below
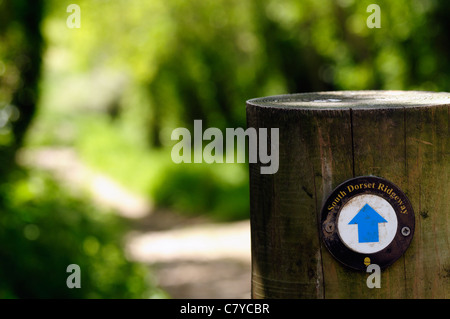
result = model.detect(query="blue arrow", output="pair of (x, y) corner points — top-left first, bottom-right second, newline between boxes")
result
(349, 203), (387, 243)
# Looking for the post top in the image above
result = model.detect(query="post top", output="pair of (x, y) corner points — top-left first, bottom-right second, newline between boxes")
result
(247, 90), (450, 110)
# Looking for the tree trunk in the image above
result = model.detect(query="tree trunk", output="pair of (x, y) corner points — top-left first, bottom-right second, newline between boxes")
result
(247, 90), (450, 298)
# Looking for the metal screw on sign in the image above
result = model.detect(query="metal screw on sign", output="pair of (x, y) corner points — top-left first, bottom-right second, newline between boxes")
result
(401, 227), (411, 236)
(325, 223), (334, 233)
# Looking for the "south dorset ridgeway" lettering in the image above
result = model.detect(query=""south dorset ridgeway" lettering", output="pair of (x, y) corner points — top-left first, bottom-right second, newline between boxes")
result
(328, 181), (408, 214)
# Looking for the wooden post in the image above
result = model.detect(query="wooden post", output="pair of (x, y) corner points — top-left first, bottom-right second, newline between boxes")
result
(247, 91), (450, 298)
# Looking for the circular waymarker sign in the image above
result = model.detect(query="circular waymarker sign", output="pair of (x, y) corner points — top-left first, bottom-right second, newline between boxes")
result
(321, 176), (415, 271)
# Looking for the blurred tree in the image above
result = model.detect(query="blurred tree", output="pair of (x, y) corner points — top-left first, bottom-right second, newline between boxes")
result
(0, 0), (44, 178)
(0, 1), (159, 298)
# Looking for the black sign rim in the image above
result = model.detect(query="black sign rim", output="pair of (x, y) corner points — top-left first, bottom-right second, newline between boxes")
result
(321, 176), (415, 271)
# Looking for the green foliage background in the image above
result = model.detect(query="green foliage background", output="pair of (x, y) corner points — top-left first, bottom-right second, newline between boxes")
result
(35, 0), (450, 219)
(0, 0), (449, 298)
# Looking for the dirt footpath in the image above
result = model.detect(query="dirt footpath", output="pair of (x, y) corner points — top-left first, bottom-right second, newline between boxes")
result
(126, 212), (251, 299)
(19, 147), (252, 299)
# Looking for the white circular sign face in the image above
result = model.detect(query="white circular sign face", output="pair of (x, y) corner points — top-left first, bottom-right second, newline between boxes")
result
(337, 194), (398, 254)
